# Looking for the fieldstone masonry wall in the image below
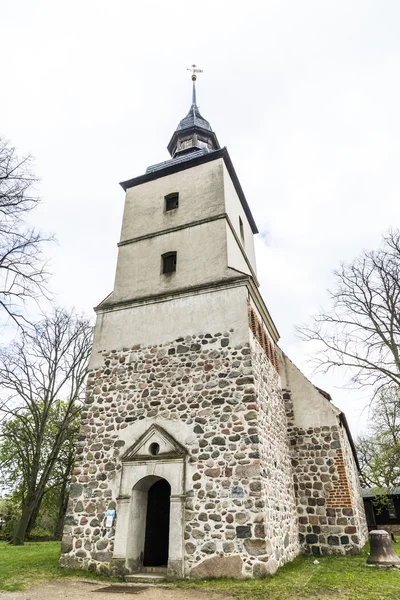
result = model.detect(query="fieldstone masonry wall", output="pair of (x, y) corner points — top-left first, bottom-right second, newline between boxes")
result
(60, 330), (299, 577)
(251, 340), (300, 575)
(284, 389), (368, 555)
(60, 325), (367, 576)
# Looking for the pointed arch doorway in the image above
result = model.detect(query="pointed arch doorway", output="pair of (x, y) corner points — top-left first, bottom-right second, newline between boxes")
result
(143, 478), (171, 567)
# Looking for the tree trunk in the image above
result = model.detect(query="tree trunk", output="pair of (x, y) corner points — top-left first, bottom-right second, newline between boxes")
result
(26, 496), (43, 538)
(54, 487), (69, 540)
(12, 491), (41, 546)
(55, 447), (75, 540)
(12, 502), (35, 545)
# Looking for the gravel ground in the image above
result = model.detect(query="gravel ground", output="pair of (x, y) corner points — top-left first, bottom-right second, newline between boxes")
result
(0, 580), (233, 600)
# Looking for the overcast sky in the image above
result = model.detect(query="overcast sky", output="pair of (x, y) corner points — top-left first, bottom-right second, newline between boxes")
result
(2, 0), (400, 435)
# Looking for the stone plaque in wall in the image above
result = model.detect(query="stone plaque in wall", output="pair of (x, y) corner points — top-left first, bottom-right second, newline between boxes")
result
(231, 486), (245, 498)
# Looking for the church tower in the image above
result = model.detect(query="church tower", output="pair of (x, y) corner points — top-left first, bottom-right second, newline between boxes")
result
(60, 72), (367, 579)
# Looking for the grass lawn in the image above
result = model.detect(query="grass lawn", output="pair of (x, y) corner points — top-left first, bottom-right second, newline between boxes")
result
(0, 540), (399, 599)
(0, 541), (116, 592)
(173, 541), (400, 600)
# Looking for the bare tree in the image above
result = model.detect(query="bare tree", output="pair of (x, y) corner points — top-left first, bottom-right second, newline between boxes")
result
(0, 137), (51, 328)
(357, 387), (400, 488)
(0, 308), (93, 545)
(297, 229), (400, 394)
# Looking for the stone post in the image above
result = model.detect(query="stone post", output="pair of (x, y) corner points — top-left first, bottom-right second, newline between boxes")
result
(113, 496), (130, 558)
(168, 494), (185, 579)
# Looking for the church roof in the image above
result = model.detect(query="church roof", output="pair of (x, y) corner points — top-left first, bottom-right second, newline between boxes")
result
(362, 487), (400, 498)
(175, 76), (213, 133)
(145, 148), (212, 174)
(175, 103), (213, 133)
(339, 412), (360, 471)
(167, 76), (220, 158)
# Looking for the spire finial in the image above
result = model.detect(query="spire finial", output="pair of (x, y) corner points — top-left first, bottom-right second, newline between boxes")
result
(187, 64), (203, 106)
(187, 63), (203, 81)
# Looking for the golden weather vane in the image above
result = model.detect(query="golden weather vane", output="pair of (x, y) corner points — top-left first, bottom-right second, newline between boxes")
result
(187, 64), (203, 81)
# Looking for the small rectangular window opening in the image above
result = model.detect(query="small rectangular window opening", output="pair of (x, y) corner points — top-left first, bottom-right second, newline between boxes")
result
(388, 499), (397, 519)
(180, 139), (193, 150)
(162, 252), (177, 274)
(239, 216), (245, 244)
(165, 193), (179, 211)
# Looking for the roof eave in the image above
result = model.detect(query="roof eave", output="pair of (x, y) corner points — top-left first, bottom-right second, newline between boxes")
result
(222, 149), (258, 234)
(339, 412), (361, 472)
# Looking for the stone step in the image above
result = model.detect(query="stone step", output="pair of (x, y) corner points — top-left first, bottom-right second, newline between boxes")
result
(142, 566), (167, 574)
(125, 573), (166, 584)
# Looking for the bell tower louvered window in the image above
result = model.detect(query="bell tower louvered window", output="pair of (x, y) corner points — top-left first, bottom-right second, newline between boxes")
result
(162, 252), (177, 274)
(165, 193), (179, 211)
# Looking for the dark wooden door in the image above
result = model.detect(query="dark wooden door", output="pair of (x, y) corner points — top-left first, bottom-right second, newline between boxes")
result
(143, 479), (171, 566)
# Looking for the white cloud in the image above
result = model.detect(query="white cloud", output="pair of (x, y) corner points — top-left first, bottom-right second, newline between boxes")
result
(1, 0), (399, 434)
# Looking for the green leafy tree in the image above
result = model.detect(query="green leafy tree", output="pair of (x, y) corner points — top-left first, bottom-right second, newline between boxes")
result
(0, 404), (80, 539)
(0, 308), (92, 545)
(357, 387), (400, 488)
(0, 494), (21, 540)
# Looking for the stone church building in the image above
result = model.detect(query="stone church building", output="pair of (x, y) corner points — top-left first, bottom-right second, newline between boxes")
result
(60, 75), (367, 579)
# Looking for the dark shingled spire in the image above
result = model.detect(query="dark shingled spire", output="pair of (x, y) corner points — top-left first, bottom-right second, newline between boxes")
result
(175, 79), (212, 132)
(167, 74), (220, 158)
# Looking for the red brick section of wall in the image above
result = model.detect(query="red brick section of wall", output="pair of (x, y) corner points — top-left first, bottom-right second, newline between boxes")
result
(326, 449), (353, 509)
(247, 304), (278, 372)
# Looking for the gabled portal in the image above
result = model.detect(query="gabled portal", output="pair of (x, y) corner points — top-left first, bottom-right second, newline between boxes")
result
(112, 424), (186, 579)
(121, 424), (186, 462)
